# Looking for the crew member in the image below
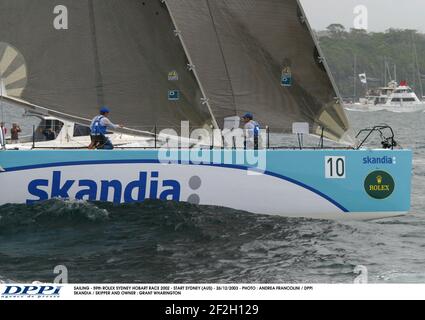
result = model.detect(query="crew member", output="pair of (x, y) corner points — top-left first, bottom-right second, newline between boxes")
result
(11, 123), (22, 144)
(241, 113), (260, 150)
(89, 107), (122, 150)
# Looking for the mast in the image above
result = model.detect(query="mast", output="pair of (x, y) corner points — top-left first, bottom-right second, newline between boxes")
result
(353, 54), (357, 102)
(162, 0), (219, 130)
(0, 77), (4, 149)
(394, 64), (397, 82)
(385, 59), (392, 82)
(412, 33), (424, 98)
(0, 73), (4, 126)
(384, 57), (387, 85)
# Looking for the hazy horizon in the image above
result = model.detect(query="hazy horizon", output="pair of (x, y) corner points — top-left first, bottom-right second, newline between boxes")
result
(301, 0), (425, 33)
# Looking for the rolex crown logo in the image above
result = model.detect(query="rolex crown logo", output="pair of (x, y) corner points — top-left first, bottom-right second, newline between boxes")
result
(365, 171), (395, 200)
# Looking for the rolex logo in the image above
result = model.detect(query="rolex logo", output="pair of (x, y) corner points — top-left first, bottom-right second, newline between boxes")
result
(364, 171), (395, 200)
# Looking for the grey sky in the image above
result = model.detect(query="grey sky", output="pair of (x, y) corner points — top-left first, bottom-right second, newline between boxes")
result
(300, 0), (425, 33)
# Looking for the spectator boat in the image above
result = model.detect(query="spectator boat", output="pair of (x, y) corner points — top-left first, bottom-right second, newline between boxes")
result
(349, 81), (425, 112)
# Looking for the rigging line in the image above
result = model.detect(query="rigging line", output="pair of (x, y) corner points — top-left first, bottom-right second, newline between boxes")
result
(205, 0), (237, 114)
(0, 54), (4, 123)
(0, 75), (4, 123)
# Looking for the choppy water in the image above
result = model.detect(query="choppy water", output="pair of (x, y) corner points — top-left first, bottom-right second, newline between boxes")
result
(0, 108), (425, 283)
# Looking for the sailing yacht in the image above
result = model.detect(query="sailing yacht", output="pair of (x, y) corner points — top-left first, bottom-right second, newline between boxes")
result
(0, 0), (412, 220)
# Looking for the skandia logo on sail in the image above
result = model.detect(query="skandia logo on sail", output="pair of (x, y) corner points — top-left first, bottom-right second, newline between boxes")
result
(362, 156), (396, 165)
(26, 171), (181, 204)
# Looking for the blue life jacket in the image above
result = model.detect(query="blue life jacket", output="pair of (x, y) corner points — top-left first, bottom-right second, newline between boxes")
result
(91, 115), (107, 135)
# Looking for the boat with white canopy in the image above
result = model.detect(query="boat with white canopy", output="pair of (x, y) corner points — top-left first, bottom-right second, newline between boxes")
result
(351, 81), (425, 112)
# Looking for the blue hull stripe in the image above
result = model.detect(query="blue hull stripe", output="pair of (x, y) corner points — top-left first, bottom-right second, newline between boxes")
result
(1, 159), (349, 212)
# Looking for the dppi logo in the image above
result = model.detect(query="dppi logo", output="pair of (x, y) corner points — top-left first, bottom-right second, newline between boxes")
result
(26, 171), (203, 205)
(2, 286), (62, 298)
(364, 171), (395, 199)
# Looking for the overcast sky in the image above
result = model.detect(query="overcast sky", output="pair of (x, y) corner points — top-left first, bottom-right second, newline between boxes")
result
(300, 0), (425, 33)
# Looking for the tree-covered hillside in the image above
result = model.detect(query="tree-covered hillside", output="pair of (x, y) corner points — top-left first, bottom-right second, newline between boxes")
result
(318, 25), (425, 100)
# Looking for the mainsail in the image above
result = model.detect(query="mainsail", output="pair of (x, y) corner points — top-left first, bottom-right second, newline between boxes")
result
(0, 0), (350, 141)
(0, 0), (213, 130)
(165, 0), (350, 141)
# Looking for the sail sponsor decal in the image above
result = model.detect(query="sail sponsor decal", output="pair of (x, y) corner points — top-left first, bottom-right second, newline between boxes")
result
(362, 156), (396, 165)
(364, 171), (395, 199)
(168, 70), (179, 81)
(0, 161), (346, 214)
(168, 90), (180, 101)
(27, 171), (182, 205)
(281, 66), (292, 87)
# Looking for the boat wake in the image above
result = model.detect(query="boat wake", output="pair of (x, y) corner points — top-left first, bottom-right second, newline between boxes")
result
(0, 199), (110, 231)
(345, 107), (380, 113)
(345, 106), (425, 113)
(0, 275), (14, 284)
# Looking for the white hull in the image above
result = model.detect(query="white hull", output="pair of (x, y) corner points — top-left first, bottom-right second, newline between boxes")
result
(345, 103), (425, 113)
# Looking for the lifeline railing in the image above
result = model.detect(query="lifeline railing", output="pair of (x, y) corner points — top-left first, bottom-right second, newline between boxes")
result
(16, 124), (355, 151)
